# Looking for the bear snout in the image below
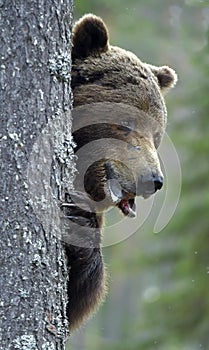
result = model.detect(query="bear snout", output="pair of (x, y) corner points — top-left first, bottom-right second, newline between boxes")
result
(137, 173), (164, 197)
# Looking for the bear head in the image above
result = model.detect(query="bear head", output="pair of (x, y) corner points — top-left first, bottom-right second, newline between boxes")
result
(71, 14), (177, 218)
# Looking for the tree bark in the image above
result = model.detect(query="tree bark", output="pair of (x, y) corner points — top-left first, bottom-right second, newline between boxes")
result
(0, 1), (74, 349)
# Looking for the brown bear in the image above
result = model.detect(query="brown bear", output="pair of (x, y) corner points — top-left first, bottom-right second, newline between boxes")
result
(62, 13), (177, 331)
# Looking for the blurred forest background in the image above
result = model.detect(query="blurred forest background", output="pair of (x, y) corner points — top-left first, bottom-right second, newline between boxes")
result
(68, 0), (209, 349)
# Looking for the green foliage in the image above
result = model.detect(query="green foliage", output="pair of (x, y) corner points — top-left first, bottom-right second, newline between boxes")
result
(69, 1), (209, 349)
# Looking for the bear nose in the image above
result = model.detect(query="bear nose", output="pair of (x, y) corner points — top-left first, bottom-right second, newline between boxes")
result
(137, 174), (163, 196)
(154, 176), (163, 191)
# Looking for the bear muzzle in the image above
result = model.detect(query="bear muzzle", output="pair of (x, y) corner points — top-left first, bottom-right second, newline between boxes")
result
(112, 173), (163, 218)
(137, 173), (164, 198)
(115, 173), (163, 218)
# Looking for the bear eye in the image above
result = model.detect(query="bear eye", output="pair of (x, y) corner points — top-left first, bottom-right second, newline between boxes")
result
(154, 132), (161, 149)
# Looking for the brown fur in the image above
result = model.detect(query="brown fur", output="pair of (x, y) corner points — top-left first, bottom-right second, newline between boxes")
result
(63, 14), (177, 331)
(72, 14), (109, 60)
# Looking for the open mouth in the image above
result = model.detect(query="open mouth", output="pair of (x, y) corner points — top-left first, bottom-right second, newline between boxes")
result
(106, 178), (136, 218)
(118, 197), (136, 218)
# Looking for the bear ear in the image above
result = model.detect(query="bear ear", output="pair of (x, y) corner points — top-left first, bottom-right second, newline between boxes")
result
(149, 65), (178, 93)
(72, 14), (109, 60)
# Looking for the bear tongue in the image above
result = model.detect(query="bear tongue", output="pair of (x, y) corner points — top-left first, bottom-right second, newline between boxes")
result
(107, 179), (136, 218)
(118, 198), (136, 218)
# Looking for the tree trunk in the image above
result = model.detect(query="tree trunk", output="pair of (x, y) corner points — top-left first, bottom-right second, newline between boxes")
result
(0, 1), (74, 349)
